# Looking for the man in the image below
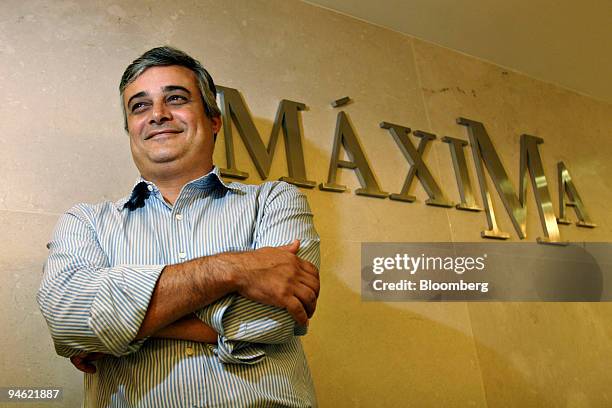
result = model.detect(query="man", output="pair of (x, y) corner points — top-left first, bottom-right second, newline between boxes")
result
(37, 46), (320, 407)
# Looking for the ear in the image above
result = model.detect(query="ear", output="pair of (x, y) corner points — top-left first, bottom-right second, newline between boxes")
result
(211, 115), (222, 134)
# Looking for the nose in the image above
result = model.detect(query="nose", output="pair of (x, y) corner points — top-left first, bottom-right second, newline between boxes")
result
(149, 101), (172, 125)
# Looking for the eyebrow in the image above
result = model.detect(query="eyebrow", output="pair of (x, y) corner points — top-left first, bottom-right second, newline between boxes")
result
(126, 86), (192, 108)
(127, 91), (147, 108)
(163, 85), (191, 95)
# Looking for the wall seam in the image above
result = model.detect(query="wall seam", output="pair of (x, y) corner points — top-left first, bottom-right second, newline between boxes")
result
(409, 37), (490, 408)
(0, 208), (61, 217)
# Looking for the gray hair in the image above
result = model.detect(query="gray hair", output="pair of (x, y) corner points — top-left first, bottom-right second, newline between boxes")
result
(119, 46), (221, 130)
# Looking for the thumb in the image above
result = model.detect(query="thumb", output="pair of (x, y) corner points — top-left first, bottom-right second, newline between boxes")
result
(279, 239), (300, 254)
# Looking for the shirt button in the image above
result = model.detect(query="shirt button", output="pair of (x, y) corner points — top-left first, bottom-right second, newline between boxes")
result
(178, 252), (186, 259)
(147, 185), (153, 192)
(175, 213), (183, 220)
(185, 346), (194, 356)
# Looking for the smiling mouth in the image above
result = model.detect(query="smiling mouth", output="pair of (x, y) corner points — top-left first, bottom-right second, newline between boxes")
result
(145, 130), (182, 140)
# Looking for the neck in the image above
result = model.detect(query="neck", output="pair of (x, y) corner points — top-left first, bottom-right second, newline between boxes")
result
(142, 161), (214, 205)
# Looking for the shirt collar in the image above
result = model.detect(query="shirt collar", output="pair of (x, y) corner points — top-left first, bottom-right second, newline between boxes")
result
(115, 166), (246, 211)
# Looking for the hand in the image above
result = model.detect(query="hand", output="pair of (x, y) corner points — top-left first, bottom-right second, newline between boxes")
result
(228, 240), (320, 325)
(69, 352), (108, 374)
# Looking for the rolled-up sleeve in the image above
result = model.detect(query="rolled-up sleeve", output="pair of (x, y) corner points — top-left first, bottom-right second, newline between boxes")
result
(37, 205), (165, 357)
(196, 181), (319, 364)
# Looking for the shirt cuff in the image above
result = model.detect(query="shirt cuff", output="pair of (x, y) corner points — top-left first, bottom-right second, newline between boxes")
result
(196, 295), (267, 364)
(196, 294), (309, 364)
(89, 264), (165, 356)
(214, 338), (266, 365)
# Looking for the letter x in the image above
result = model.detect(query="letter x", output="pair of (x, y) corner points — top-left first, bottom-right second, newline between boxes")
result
(380, 122), (452, 207)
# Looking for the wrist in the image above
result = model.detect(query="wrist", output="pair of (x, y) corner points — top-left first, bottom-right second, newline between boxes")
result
(196, 253), (242, 296)
(217, 252), (243, 293)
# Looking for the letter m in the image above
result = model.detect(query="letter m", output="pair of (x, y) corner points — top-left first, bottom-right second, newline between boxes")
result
(458, 117), (561, 243)
(216, 86), (315, 188)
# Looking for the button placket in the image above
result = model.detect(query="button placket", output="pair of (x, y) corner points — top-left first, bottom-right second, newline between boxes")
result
(173, 190), (191, 263)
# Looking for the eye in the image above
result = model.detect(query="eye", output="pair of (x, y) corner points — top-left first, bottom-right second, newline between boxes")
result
(167, 94), (188, 104)
(131, 101), (150, 113)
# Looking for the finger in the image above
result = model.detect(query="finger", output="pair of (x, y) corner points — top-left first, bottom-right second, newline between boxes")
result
(293, 284), (317, 318)
(285, 296), (308, 326)
(85, 353), (107, 361)
(72, 353), (105, 372)
(70, 356), (97, 374)
(70, 356), (81, 366)
(297, 271), (320, 296)
(298, 258), (319, 277)
(80, 362), (97, 374)
(278, 239), (300, 254)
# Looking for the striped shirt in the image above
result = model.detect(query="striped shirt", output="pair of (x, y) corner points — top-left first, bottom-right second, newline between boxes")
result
(37, 166), (320, 407)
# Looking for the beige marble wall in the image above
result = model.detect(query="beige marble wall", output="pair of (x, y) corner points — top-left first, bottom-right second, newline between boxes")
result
(0, 0), (610, 406)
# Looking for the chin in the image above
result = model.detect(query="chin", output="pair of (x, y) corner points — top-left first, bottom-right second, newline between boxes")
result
(147, 150), (182, 164)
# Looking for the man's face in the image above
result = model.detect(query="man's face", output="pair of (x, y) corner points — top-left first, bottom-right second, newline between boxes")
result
(123, 65), (221, 177)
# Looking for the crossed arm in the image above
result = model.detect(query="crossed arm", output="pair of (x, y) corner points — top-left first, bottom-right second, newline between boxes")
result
(69, 239), (316, 372)
(37, 183), (320, 372)
(134, 238), (318, 340)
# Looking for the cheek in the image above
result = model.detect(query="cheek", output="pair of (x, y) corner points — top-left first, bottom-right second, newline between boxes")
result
(127, 115), (147, 135)
(127, 126), (145, 149)
(174, 110), (196, 126)
(128, 136), (140, 155)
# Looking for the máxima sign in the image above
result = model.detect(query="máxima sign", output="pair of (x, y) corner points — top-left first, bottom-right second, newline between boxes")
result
(216, 86), (596, 244)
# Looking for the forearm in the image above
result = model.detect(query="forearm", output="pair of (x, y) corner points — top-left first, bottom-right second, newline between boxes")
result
(152, 313), (218, 344)
(135, 255), (239, 339)
(135, 238), (319, 340)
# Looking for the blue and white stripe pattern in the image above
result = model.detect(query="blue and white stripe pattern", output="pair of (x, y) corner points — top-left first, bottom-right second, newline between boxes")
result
(37, 166), (320, 407)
